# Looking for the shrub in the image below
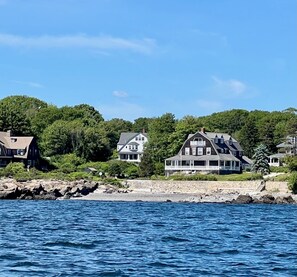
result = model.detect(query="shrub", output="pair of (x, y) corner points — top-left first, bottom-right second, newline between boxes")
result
(288, 172), (297, 194)
(270, 166), (289, 173)
(102, 178), (122, 187)
(123, 165), (139, 179)
(217, 173), (263, 181)
(285, 156), (297, 172)
(169, 174), (218, 181)
(4, 162), (26, 176)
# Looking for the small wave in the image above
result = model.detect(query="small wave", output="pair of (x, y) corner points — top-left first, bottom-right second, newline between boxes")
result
(43, 241), (96, 249)
(161, 236), (190, 242)
(98, 269), (127, 276)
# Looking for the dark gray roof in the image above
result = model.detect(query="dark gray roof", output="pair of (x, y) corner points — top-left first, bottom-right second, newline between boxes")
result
(118, 132), (147, 145)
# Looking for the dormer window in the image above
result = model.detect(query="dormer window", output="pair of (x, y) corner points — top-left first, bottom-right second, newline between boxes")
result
(11, 138), (17, 143)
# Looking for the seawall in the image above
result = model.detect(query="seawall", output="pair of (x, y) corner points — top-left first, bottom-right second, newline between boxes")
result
(126, 180), (289, 194)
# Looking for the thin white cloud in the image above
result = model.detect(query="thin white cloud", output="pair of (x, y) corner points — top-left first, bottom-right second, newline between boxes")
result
(12, 80), (44, 88)
(0, 33), (156, 54)
(112, 90), (128, 98)
(212, 76), (247, 96)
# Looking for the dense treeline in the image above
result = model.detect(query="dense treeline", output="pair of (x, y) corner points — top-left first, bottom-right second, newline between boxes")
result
(1, 95), (296, 176)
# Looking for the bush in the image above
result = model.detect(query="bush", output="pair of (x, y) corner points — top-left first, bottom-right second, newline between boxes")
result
(285, 156), (297, 172)
(217, 173), (263, 181)
(169, 174), (218, 181)
(270, 166), (289, 173)
(102, 178), (122, 187)
(4, 162), (26, 176)
(288, 172), (297, 194)
(123, 165), (139, 179)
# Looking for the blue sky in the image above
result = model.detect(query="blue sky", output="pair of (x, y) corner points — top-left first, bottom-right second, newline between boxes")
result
(0, 0), (296, 121)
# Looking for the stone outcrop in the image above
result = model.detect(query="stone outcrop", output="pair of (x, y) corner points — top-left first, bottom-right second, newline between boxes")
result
(231, 193), (296, 205)
(0, 178), (99, 200)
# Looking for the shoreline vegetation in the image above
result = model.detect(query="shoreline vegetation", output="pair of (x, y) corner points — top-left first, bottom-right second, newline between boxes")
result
(0, 177), (296, 204)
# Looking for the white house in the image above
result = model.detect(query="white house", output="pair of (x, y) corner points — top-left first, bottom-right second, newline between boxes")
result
(117, 132), (148, 163)
(268, 135), (297, 167)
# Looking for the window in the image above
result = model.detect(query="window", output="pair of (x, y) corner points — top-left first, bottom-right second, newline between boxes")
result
(182, 160), (190, 166)
(197, 148), (203, 155)
(192, 147), (196, 155)
(194, 160), (205, 166)
(206, 147), (211, 155)
(209, 161), (218, 166)
(185, 147), (190, 155)
(17, 149), (25, 156)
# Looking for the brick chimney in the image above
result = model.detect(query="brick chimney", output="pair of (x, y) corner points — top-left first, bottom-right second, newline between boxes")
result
(200, 127), (205, 133)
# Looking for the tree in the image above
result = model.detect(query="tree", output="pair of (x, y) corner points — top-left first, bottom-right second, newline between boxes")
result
(99, 118), (133, 150)
(237, 116), (259, 158)
(40, 120), (74, 156)
(0, 95), (47, 135)
(60, 104), (104, 126)
(252, 144), (270, 175)
(146, 113), (176, 165)
(168, 115), (203, 156)
(132, 117), (151, 133)
(139, 149), (155, 177)
(77, 127), (111, 161)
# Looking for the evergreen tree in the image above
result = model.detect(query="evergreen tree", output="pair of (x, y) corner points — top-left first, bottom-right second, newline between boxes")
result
(252, 144), (270, 175)
(139, 149), (155, 177)
(237, 116), (259, 158)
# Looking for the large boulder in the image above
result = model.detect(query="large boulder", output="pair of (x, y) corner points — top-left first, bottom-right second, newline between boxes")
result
(257, 194), (275, 204)
(232, 194), (253, 204)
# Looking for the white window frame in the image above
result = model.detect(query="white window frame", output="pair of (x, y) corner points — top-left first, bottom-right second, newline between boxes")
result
(198, 148), (203, 155)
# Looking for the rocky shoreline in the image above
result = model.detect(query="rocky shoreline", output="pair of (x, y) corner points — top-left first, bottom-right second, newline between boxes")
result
(0, 178), (296, 204)
(0, 178), (99, 200)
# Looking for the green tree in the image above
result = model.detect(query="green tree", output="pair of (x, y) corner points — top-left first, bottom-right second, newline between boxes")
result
(237, 116), (259, 158)
(139, 149), (155, 177)
(252, 144), (270, 175)
(0, 95), (48, 135)
(146, 113), (176, 167)
(132, 117), (151, 133)
(168, 115), (203, 156)
(99, 118), (133, 149)
(40, 120), (73, 156)
(60, 104), (104, 126)
(77, 127), (111, 161)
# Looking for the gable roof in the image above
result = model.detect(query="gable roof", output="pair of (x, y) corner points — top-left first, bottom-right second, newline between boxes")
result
(0, 131), (34, 158)
(118, 132), (148, 145)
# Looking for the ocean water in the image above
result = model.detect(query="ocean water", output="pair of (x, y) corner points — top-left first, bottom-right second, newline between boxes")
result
(0, 201), (296, 277)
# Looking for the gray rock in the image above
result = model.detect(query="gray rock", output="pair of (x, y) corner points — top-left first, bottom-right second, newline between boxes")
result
(232, 194), (253, 204)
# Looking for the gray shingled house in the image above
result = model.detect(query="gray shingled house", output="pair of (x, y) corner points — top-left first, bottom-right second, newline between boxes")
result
(0, 130), (39, 168)
(165, 128), (250, 176)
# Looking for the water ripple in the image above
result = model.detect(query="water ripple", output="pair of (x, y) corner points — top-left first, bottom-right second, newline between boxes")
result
(0, 201), (296, 276)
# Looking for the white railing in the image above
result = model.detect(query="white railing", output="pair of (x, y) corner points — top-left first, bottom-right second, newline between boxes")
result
(165, 165), (241, 171)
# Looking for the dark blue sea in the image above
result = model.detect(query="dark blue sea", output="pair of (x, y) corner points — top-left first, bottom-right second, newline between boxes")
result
(0, 201), (296, 276)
